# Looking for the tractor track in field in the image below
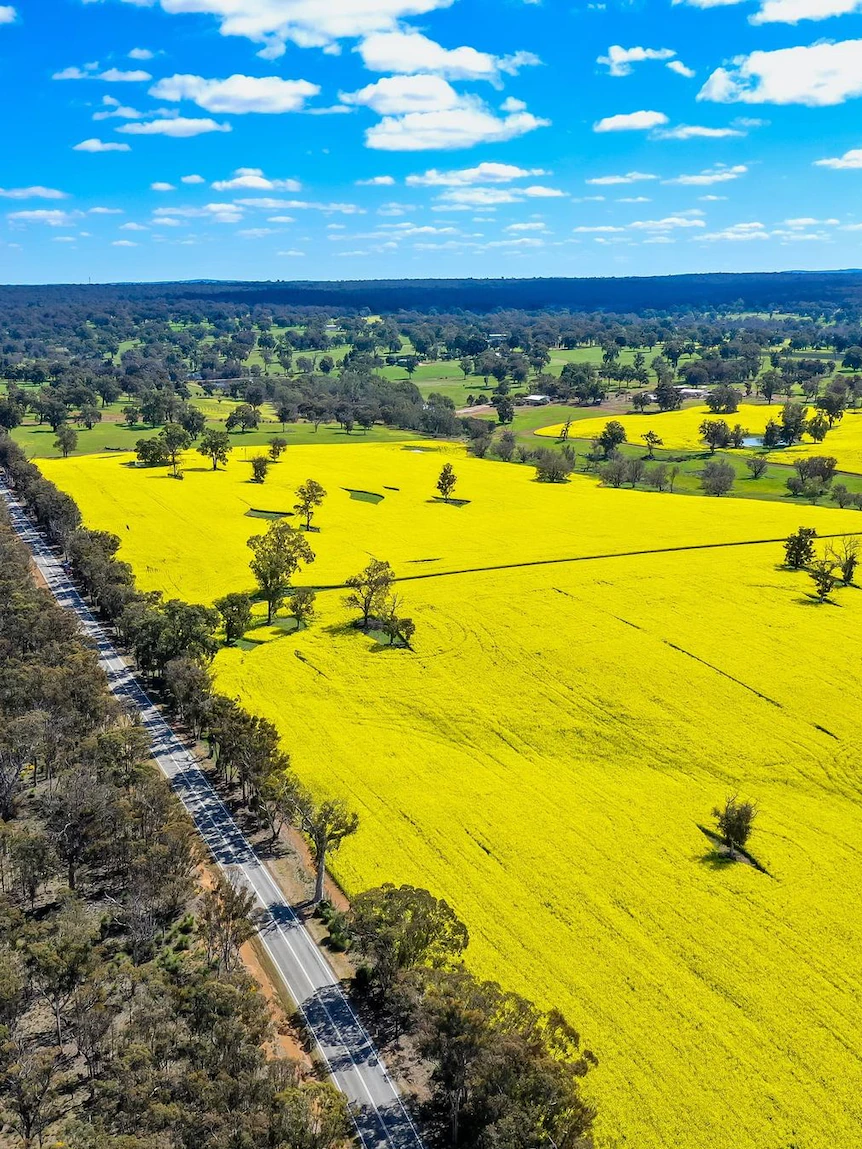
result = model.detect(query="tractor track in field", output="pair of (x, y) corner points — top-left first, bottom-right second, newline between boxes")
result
(312, 530), (862, 592)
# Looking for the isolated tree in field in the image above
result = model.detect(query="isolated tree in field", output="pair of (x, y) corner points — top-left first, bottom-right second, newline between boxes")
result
(251, 456), (269, 483)
(79, 403), (102, 431)
(784, 527), (817, 569)
(701, 460), (735, 497)
(668, 464), (681, 492)
(600, 456), (627, 488)
(493, 395), (514, 425)
(712, 795), (757, 859)
(197, 428), (232, 471)
(344, 558), (394, 628)
(830, 483), (852, 508)
(381, 594), (416, 649)
(288, 587), (316, 629)
(248, 520), (315, 624)
(828, 536), (859, 584)
(268, 436), (288, 461)
(437, 462), (458, 502)
(161, 422), (191, 478)
(54, 426), (78, 458)
(808, 558), (838, 602)
(214, 592), (252, 645)
(642, 430), (663, 458)
(597, 420), (626, 457)
(534, 446), (575, 483)
(699, 419), (730, 454)
(122, 405), (140, 428)
(294, 478), (327, 531)
(745, 456), (768, 480)
(559, 417), (573, 442)
(705, 384), (741, 415)
(647, 463), (669, 491)
(226, 403), (260, 433)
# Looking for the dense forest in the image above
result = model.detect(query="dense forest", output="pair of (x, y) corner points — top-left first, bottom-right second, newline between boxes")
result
(3, 269), (862, 314)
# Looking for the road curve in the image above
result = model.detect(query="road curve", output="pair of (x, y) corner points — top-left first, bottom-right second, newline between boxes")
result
(1, 481), (425, 1149)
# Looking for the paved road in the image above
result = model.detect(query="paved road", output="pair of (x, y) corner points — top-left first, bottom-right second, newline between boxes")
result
(1, 482), (424, 1149)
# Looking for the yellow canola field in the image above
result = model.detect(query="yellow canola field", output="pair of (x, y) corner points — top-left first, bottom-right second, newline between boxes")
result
(40, 443), (862, 1149)
(536, 403), (862, 473)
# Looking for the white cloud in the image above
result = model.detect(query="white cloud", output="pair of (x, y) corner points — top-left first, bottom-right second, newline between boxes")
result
(54, 64), (152, 81)
(128, 47), (154, 59)
(121, 222), (148, 231)
(278, 250), (306, 257)
(365, 100), (549, 150)
(6, 209), (82, 227)
(698, 222), (770, 242)
(699, 40), (862, 106)
(211, 168), (302, 191)
(655, 124), (745, 139)
(181, 173), (206, 184)
(815, 147), (862, 169)
(594, 110), (669, 132)
(784, 216), (839, 226)
(153, 202), (244, 223)
(699, 194), (728, 201)
(150, 73), (320, 114)
(0, 6), (17, 24)
(597, 45), (676, 77)
(667, 60), (696, 78)
(500, 96), (526, 112)
(113, 239), (139, 247)
(341, 74), (460, 114)
(751, 0), (862, 23)
(358, 30), (540, 83)
(356, 175), (396, 185)
(665, 163), (748, 185)
(618, 196), (652, 203)
(671, 0), (747, 8)
(234, 197), (363, 214)
(107, 0), (456, 57)
(151, 181), (176, 191)
(628, 215), (705, 231)
(119, 118), (232, 137)
(436, 184), (563, 206)
(53, 236), (77, 244)
(93, 95), (145, 121)
(573, 225), (625, 233)
(407, 162), (547, 186)
(586, 171), (657, 185)
(73, 138), (132, 152)
(0, 186), (68, 199)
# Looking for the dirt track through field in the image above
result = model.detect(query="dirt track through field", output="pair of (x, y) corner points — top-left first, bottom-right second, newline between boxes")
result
(313, 530), (862, 592)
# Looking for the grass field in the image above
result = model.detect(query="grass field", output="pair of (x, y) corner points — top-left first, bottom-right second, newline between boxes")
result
(535, 403), (862, 476)
(38, 442), (862, 1149)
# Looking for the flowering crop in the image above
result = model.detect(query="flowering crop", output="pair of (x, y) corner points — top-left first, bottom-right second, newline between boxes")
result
(40, 442), (862, 1149)
(537, 403), (862, 473)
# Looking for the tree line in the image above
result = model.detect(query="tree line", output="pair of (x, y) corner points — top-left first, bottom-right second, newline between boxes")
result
(0, 491), (351, 1149)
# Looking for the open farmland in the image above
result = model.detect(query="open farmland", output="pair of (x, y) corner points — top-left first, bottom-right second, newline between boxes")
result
(536, 403), (862, 475)
(39, 442), (862, 1149)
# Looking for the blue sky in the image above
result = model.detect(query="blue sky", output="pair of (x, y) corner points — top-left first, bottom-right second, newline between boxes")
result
(2, 0), (862, 284)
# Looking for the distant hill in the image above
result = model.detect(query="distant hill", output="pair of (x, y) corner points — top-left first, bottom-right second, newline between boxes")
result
(3, 270), (862, 314)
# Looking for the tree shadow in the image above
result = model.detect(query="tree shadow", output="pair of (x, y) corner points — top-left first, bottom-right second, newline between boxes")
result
(427, 496), (471, 507)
